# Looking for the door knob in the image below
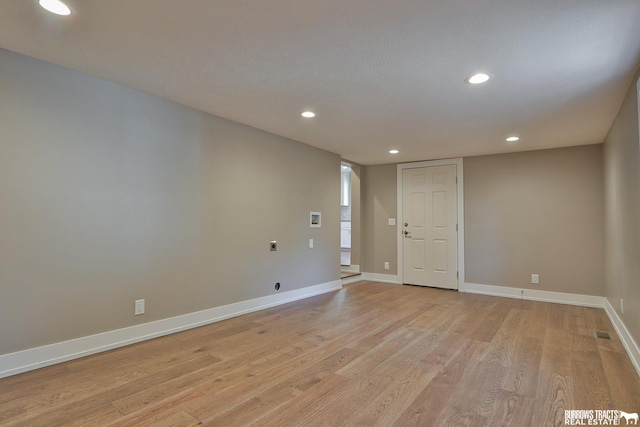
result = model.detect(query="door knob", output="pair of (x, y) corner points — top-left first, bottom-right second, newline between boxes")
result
(404, 223), (408, 227)
(404, 230), (409, 235)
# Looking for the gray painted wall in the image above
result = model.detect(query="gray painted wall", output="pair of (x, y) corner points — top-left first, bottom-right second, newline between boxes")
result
(464, 145), (604, 295)
(361, 145), (605, 296)
(604, 73), (640, 344)
(0, 49), (340, 355)
(361, 164), (397, 274)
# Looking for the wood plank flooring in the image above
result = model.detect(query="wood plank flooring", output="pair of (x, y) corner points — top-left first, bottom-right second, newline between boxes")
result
(1, 281), (639, 426)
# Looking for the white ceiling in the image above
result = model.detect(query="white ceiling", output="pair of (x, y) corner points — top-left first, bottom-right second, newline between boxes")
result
(1, 1), (640, 165)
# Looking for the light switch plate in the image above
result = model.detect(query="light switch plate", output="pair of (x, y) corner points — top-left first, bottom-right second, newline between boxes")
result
(135, 299), (145, 316)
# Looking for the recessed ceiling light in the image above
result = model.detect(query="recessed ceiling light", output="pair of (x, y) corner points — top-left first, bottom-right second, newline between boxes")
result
(301, 111), (315, 118)
(465, 73), (490, 85)
(506, 136), (520, 142)
(39, 0), (71, 15)
(389, 149), (400, 154)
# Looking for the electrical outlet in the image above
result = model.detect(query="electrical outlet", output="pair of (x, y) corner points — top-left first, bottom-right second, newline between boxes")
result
(384, 261), (390, 270)
(309, 238), (314, 248)
(531, 274), (539, 284)
(135, 299), (145, 316)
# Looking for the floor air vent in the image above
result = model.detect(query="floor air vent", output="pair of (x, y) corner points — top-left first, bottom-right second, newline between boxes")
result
(595, 330), (611, 340)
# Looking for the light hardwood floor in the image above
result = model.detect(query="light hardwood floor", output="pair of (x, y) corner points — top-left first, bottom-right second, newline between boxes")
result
(1, 281), (639, 426)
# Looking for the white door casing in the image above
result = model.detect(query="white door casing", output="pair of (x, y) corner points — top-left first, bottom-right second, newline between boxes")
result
(397, 159), (464, 290)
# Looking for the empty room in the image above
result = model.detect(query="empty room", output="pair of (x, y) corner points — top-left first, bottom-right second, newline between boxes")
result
(1, 1), (640, 426)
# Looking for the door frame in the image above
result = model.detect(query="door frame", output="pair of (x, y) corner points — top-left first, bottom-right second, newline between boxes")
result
(396, 158), (465, 289)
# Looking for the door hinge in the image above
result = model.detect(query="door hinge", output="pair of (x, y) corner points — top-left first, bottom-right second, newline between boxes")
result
(457, 271), (459, 279)
(456, 224), (458, 231)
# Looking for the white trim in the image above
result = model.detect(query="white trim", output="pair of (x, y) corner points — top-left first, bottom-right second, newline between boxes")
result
(361, 272), (401, 284)
(341, 264), (360, 273)
(341, 274), (364, 285)
(397, 158), (465, 289)
(461, 282), (605, 308)
(603, 298), (640, 377)
(0, 280), (342, 379)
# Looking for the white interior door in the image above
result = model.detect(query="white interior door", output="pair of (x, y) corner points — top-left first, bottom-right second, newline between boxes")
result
(402, 165), (458, 289)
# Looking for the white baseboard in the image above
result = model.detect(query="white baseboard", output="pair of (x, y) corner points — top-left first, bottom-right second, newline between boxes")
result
(461, 282), (605, 308)
(603, 298), (640, 377)
(341, 275), (364, 285)
(0, 280), (342, 379)
(361, 272), (401, 284)
(340, 264), (360, 273)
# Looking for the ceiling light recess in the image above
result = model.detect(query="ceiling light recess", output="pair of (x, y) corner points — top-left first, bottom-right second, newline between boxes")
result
(506, 136), (520, 142)
(39, 0), (71, 15)
(301, 111), (315, 118)
(465, 73), (490, 85)
(389, 149), (399, 154)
